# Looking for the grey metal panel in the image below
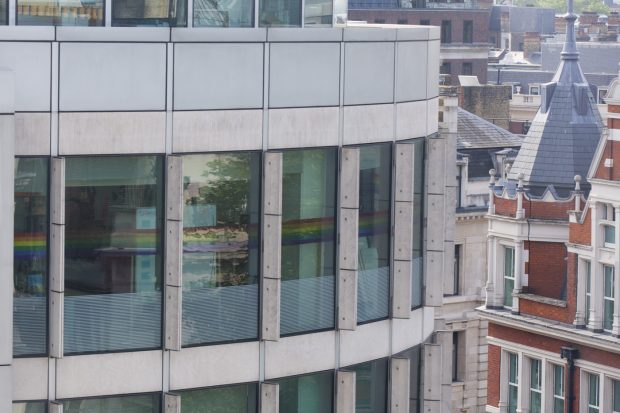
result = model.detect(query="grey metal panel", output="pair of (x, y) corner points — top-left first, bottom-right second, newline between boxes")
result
(174, 43), (264, 110)
(49, 402), (63, 413)
(260, 383), (279, 413)
(166, 220), (182, 287)
(0, 42), (51, 112)
(344, 42), (395, 106)
(422, 344), (441, 402)
(56, 27), (170, 42)
(390, 357), (410, 413)
(0, 26), (55, 41)
(337, 269), (357, 331)
(394, 143), (414, 202)
(392, 260), (411, 319)
(51, 157), (65, 225)
(165, 285), (181, 351)
(426, 194), (445, 253)
(395, 42), (428, 103)
(336, 370), (356, 413)
(0, 110), (13, 367)
(59, 43), (167, 111)
(164, 393), (181, 413)
(166, 155), (184, 221)
(424, 250), (443, 307)
(49, 291), (64, 358)
(267, 28), (343, 42)
(261, 278), (280, 341)
(393, 201), (413, 261)
(263, 214), (282, 279)
(0, 366), (10, 413)
(340, 147), (359, 209)
(171, 28), (267, 42)
(0, 71), (14, 113)
(50, 223), (65, 293)
(269, 43), (340, 108)
(339, 208), (359, 271)
(426, 40), (440, 98)
(342, 27), (396, 41)
(264, 152), (283, 216)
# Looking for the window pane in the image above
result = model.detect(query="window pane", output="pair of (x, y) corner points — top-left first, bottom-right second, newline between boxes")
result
(589, 374), (599, 406)
(12, 402), (47, 413)
(0, 0), (6, 24)
(13, 158), (48, 357)
(182, 153), (260, 346)
(411, 139), (424, 308)
(358, 143), (391, 323)
(508, 384), (518, 413)
(529, 392), (541, 413)
(64, 156), (164, 354)
(605, 224), (615, 244)
(554, 365), (563, 395)
(605, 266), (615, 297)
(508, 353), (518, 383)
(530, 359), (541, 389)
(63, 393), (161, 413)
(614, 379), (620, 412)
(17, 0), (103, 25)
(180, 383), (258, 413)
(504, 277), (514, 307)
(259, 0), (301, 27)
(281, 148), (336, 335)
(193, 0), (253, 27)
(553, 398), (565, 413)
(112, 0), (187, 26)
(278, 371), (334, 413)
(605, 265), (615, 331)
(304, 0), (331, 26)
(350, 359), (388, 413)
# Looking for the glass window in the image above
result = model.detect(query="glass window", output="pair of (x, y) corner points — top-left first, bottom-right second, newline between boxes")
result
(529, 359), (541, 413)
(504, 247), (515, 308)
(259, 0), (301, 27)
(588, 373), (599, 412)
(411, 139), (424, 309)
(182, 153), (260, 346)
(17, 0), (103, 25)
(463, 20), (473, 43)
(440, 20), (451, 43)
(452, 332), (459, 381)
(63, 393), (161, 413)
(349, 359), (387, 413)
(304, 0), (331, 27)
(395, 345), (421, 413)
(281, 148), (337, 335)
(585, 260), (591, 325)
(605, 224), (615, 245)
(358, 143), (391, 323)
(180, 383), (258, 413)
(614, 379), (620, 413)
(507, 352), (518, 413)
(462, 62), (473, 76)
(193, 0), (253, 27)
(278, 371), (334, 413)
(13, 158), (48, 357)
(0, 0), (6, 25)
(553, 365), (564, 413)
(64, 156), (163, 354)
(12, 402), (47, 413)
(604, 265), (615, 331)
(112, 0), (187, 26)
(449, 245), (460, 296)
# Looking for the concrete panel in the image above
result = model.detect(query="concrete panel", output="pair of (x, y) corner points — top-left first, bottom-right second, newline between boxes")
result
(392, 260), (412, 319)
(0, 26), (55, 41)
(171, 28), (267, 42)
(164, 393), (181, 413)
(340, 147), (359, 209)
(336, 370), (356, 413)
(390, 358), (410, 413)
(56, 27), (170, 42)
(394, 143), (414, 202)
(339, 208), (359, 271)
(391, 308), (424, 353)
(425, 250), (443, 307)
(340, 320), (390, 367)
(343, 27), (396, 42)
(426, 40), (440, 99)
(396, 101), (427, 141)
(57, 350), (163, 398)
(268, 107), (339, 149)
(344, 42), (395, 105)
(393, 201), (413, 261)
(174, 43), (263, 110)
(172, 110), (263, 153)
(264, 152), (283, 216)
(15, 113), (50, 156)
(343, 104), (394, 145)
(422, 344), (442, 402)
(0, 366), (11, 413)
(165, 285), (181, 351)
(0, 115), (14, 366)
(0, 43), (50, 112)
(60, 43), (166, 111)
(426, 98), (439, 136)
(260, 383), (279, 413)
(426, 194), (445, 252)
(49, 291), (63, 358)
(59, 112), (166, 155)
(268, 28), (343, 42)
(395, 42), (428, 103)
(262, 277), (280, 341)
(269, 42), (340, 108)
(49, 402), (62, 413)
(0, 71), (14, 113)
(166, 155), (184, 222)
(50, 157), (65, 225)
(170, 341), (260, 390)
(426, 137), (445, 196)
(49, 224), (64, 293)
(263, 214), (282, 279)
(12, 358), (48, 400)
(338, 269), (357, 330)
(265, 331), (336, 379)
(166, 220), (182, 287)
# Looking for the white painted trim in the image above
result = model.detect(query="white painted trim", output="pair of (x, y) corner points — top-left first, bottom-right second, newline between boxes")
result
(487, 337), (566, 365)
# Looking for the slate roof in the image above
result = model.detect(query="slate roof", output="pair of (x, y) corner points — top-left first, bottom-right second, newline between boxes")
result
(490, 5), (556, 34)
(457, 108), (523, 150)
(488, 68), (616, 91)
(542, 42), (620, 74)
(507, 7), (604, 195)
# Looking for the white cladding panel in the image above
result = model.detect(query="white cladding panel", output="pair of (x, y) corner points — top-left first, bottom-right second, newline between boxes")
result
(12, 358), (48, 400)
(59, 43), (167, 111)
(344, 42), (395, 105)
(395, 41), (428, 103)
(15, 113), (50, 156)
(0, 42), (50, 112)
(174, 43), (264, 110)
(269, 42), (340, 108)
(264, 331), (336, 379)
(426, 40), (440, 98)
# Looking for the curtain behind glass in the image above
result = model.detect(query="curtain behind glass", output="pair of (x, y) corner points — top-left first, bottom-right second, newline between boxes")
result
(12, 402), (47, 413)
(63, 394), (161, 413)
(278, 371), (334, 413)
(13, 157), (48, 357)
(349, 359), (388, 413)
(17, 0), (103, 25)
(180, 383), (258, 413)
(64, 156), (163, 354)
(357, 143), (391, 323)
(281, 148), (336, 335)
(182, 153), (260, 346)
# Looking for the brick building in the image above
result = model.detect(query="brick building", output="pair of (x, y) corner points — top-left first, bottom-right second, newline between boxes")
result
(479, 2), (620, 412)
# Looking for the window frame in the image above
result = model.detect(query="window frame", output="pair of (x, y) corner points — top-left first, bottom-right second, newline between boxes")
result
(604, 264), (615, 332)
(529, 358), (542, 413)
(552, 364), (564, 413)
(503, 245), (515, 308)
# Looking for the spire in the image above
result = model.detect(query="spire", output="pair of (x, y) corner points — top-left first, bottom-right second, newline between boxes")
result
(561, 0), (579, 60)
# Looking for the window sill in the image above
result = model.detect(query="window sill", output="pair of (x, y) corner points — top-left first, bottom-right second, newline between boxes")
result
(516, 293), (566, 308)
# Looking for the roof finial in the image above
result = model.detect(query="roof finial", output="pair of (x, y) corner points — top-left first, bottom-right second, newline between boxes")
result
(562, 0), (579, 60)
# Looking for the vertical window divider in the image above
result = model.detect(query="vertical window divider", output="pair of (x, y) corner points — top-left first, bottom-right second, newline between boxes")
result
(165, 155), (183, 351)
(260, 382), (279, 413)
(104, 0), (112, 26)
(49, 156), (65, 359)
(335, 370), (356, 412)
(163, 393), (180, 413)
(8, 0), (15, 25)
(390, 356), (410, 413)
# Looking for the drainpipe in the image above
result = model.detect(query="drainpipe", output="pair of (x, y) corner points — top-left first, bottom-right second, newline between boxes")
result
(561, 347), (579, 413)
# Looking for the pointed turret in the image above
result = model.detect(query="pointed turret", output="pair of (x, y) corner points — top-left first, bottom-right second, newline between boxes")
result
(507, 0), (603, 196)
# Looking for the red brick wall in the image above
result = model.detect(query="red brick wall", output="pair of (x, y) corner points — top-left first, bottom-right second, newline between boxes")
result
(593, 140), (620, 181)
(525, 241), (566, 300)
(569, 208), (591, 245)
(494, 196), (517, 217)
(488, 344), (501, 407)
(523, 198), (573, 221)
(519, 298), (572, 323)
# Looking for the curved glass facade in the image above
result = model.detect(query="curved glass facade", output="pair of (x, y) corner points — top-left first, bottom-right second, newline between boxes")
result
(411, 138), (425, 309)
(180, 383), (258, 412)
(278, 371), (334, 413)
(63, 393), (161, 413)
